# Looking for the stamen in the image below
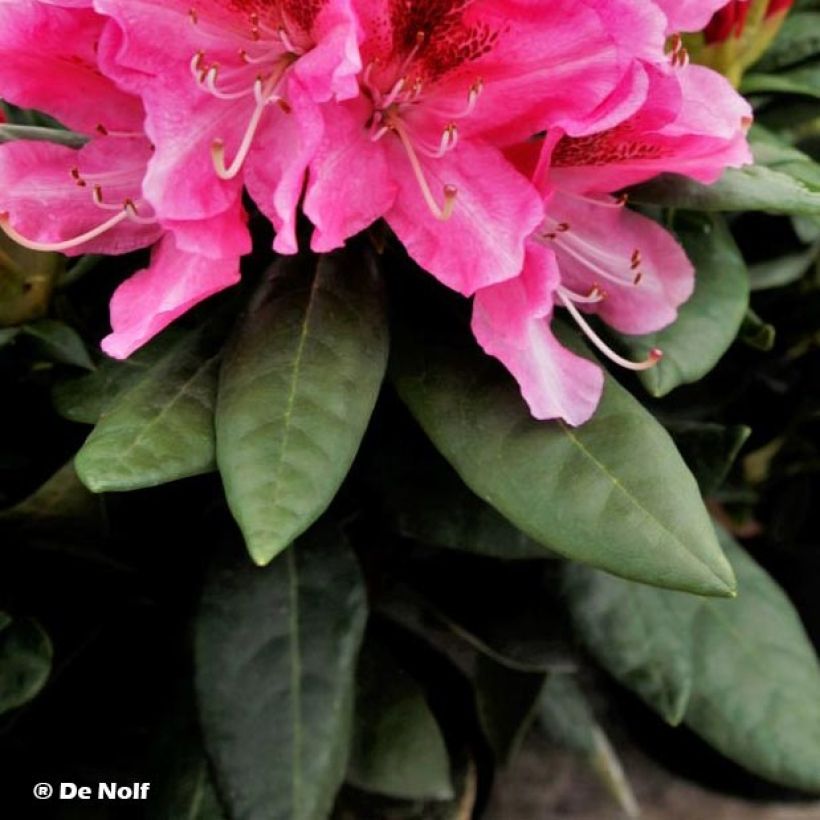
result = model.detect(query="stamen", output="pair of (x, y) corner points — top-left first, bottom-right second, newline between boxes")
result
(211, 66), (289, 180)
(558, 290), (662, 372)
(392, 120), (457, 221)
(0, 209), (130, 253)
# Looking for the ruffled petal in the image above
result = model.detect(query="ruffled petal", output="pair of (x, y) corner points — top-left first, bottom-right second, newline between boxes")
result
(0, 0), (143, 134)
(102, 232), (241, 359)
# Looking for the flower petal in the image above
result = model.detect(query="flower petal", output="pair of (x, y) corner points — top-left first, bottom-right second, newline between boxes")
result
(472, 241), (604, 425)
(547, 191), (695, 335)
(102, 232), (241, 359)
(385, 139), (544, 295)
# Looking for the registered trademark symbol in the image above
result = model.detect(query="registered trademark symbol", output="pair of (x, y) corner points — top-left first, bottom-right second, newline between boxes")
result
(33, 783), (53, 800)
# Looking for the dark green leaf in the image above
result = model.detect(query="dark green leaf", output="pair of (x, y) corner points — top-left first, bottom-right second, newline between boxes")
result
(392, 331), (735, 596)
(668, 422), (752, 497)
(53, 328), (186, 425)
(75, 324), (221, 492)
(348, 641), (453, 801)
(566, 530), (820, 792)
(196, 525), (367, 820)
(538, 675), (639, 818)
(216, 250), (388, 565)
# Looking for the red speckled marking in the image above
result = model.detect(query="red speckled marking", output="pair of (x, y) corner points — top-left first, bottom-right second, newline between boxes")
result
(222, 0), (325, 33)
(552, 130), (666, 168)
(389, 0), (498, 78)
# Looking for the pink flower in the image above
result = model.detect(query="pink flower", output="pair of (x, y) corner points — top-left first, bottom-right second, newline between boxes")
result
(94, 0), (362, 253)
(0, 0), (249, 358)
(472, 57), (753, 426)
(303, 0), (666, 296)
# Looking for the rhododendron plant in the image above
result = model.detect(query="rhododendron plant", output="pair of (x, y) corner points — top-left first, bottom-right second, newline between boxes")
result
(4, 2), (820, 816)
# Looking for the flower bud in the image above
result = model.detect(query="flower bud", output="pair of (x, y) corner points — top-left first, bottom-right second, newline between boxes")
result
(686, 0), (794, 86)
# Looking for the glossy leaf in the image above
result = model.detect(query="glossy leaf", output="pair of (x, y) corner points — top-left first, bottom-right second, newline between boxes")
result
(620, 215), (749, 397)
(196, 526), (367, 820)
(348, 641), (453, 801)
(566, 530), (820, 792)
(216, 250), (388, 565)
(75, 325), (221, 492)
(392, 330), (735, 596)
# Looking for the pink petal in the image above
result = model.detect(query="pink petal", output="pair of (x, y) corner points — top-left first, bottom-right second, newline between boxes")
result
(652, 0), (730, 33)
(0, 139), (161, 256)
(245, 80), (324, 255)
(304, 97), (398, 253)
(0, 0), (143, 134)
(547, 191), (695, 335)
(385, 139), (544, 296)
(102, 232), (241, 359)
(472, 241), (604, 425)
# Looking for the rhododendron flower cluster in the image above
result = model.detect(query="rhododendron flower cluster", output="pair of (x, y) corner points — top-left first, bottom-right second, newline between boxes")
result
(0, 0), (753, 425)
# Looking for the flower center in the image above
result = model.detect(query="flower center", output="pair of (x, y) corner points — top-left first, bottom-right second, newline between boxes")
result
(362, 29), (485, 222)
(188, 6), (306, 180)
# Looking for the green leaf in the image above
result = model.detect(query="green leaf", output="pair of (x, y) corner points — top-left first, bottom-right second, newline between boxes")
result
(0, 615), (52, 716)
(391, 330), (736, 596)
(538, 675), (640, 819)
(748, 243), (819, 290)
(740, 309), (777, 351)
(216, 250), (388, 566)
(566, 530), (820, 792)
(53, 328), (186, 424)
(475, 657), (545, 766)
(619, 215), (749, 397)
(0, 123), (88, 148)
(196, 525), (367, 820)
(147, 703), (226, 820)
(22, 319), (94, 370)
(743, 66), (820, 99)
(347, 641), (453, 801)
(75, 324), (221, 492)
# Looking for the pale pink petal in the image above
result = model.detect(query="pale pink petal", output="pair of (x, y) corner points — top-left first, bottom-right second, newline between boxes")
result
(652, 0), (730, 33)
(102, 233), (241, 359)
(547, 192), (695, 335)
(472, 241), (604, 425)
